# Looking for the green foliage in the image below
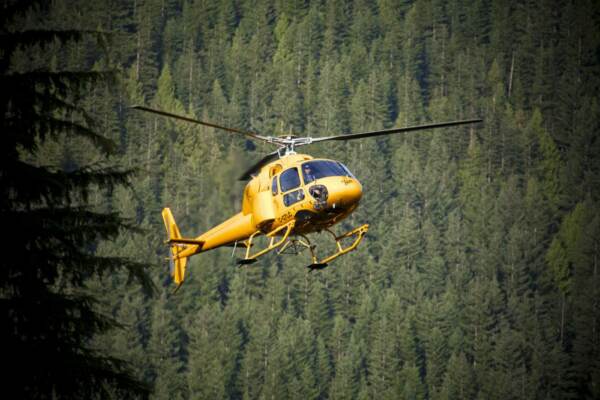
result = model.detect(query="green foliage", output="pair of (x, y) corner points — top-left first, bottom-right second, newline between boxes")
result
(1, 1), (153, 398)
(10, 0), (600, 398)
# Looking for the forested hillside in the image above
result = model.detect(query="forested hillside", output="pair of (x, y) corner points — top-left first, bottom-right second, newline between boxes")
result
(15, 0), (600, 398)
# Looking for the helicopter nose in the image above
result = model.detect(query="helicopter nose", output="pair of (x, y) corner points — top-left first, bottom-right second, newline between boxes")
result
(327, 177), (362, 208)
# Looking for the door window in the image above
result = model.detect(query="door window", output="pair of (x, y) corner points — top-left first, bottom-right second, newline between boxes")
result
(280, 168), (301, 192)
(283, 189), (305, 206)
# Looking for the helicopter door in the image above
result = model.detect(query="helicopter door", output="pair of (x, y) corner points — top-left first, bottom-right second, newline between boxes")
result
(280, 168), (301, 192)
(277, 168), (305, 209)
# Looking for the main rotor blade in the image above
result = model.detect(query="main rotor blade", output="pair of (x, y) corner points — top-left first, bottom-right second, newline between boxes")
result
(311, 118), (483, 143)
(239, 150), (280, 181)
(131, 105), (272, 144)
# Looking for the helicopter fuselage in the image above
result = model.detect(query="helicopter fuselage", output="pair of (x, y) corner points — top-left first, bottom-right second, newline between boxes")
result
(177, 154), (363, 258)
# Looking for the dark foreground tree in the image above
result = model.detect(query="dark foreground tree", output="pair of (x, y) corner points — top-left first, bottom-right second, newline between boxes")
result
(0, 2), (153, 398)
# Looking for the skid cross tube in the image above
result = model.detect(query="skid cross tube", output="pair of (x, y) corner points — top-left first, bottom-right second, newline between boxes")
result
(241, 220), (295, 262)
(277, 234), (314, 256)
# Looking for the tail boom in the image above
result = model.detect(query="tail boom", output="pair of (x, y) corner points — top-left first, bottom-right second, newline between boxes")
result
(161, 208), (256, 287)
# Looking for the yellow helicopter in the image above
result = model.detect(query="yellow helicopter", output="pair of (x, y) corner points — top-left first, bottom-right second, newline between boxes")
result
(133, 105), (481, 289)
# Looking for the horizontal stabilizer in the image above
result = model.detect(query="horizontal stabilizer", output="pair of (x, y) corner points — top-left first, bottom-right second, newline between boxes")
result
(168, 238), (205, 246)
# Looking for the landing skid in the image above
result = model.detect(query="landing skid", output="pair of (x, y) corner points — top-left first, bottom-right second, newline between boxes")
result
(236, 258), (258, 265)
(307, 263), (328, 271)
(235, 221), (369, 270)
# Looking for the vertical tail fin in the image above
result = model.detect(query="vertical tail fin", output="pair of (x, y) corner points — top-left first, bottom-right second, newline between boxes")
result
(161, 208), (188, 287)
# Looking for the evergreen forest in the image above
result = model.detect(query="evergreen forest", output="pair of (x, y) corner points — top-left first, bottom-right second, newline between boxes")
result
(2, 0), (600, 399)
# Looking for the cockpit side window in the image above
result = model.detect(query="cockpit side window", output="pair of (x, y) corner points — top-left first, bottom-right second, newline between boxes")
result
(280, 168), (301, 192)
(271, 176), (278, 195)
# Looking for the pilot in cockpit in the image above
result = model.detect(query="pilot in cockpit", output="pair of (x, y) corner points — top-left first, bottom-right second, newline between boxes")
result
(303, 164), (315, 183)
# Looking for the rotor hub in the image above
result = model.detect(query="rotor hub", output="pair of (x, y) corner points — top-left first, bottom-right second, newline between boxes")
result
(270, 136), (313, 156)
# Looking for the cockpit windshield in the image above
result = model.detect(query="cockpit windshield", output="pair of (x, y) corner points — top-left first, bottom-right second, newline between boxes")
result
(301, 160), (355, 184)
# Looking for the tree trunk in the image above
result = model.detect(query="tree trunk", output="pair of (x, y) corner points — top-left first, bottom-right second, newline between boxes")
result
(508, 51), (514, 97)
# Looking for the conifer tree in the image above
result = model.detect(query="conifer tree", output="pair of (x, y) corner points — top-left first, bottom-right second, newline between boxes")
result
(7, 1), (599, 398)
(1, 1), (152, 397)
(148, 293), (187, 400)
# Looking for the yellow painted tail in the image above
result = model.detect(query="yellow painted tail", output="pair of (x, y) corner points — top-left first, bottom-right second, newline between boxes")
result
(161, 208), (189, 287)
